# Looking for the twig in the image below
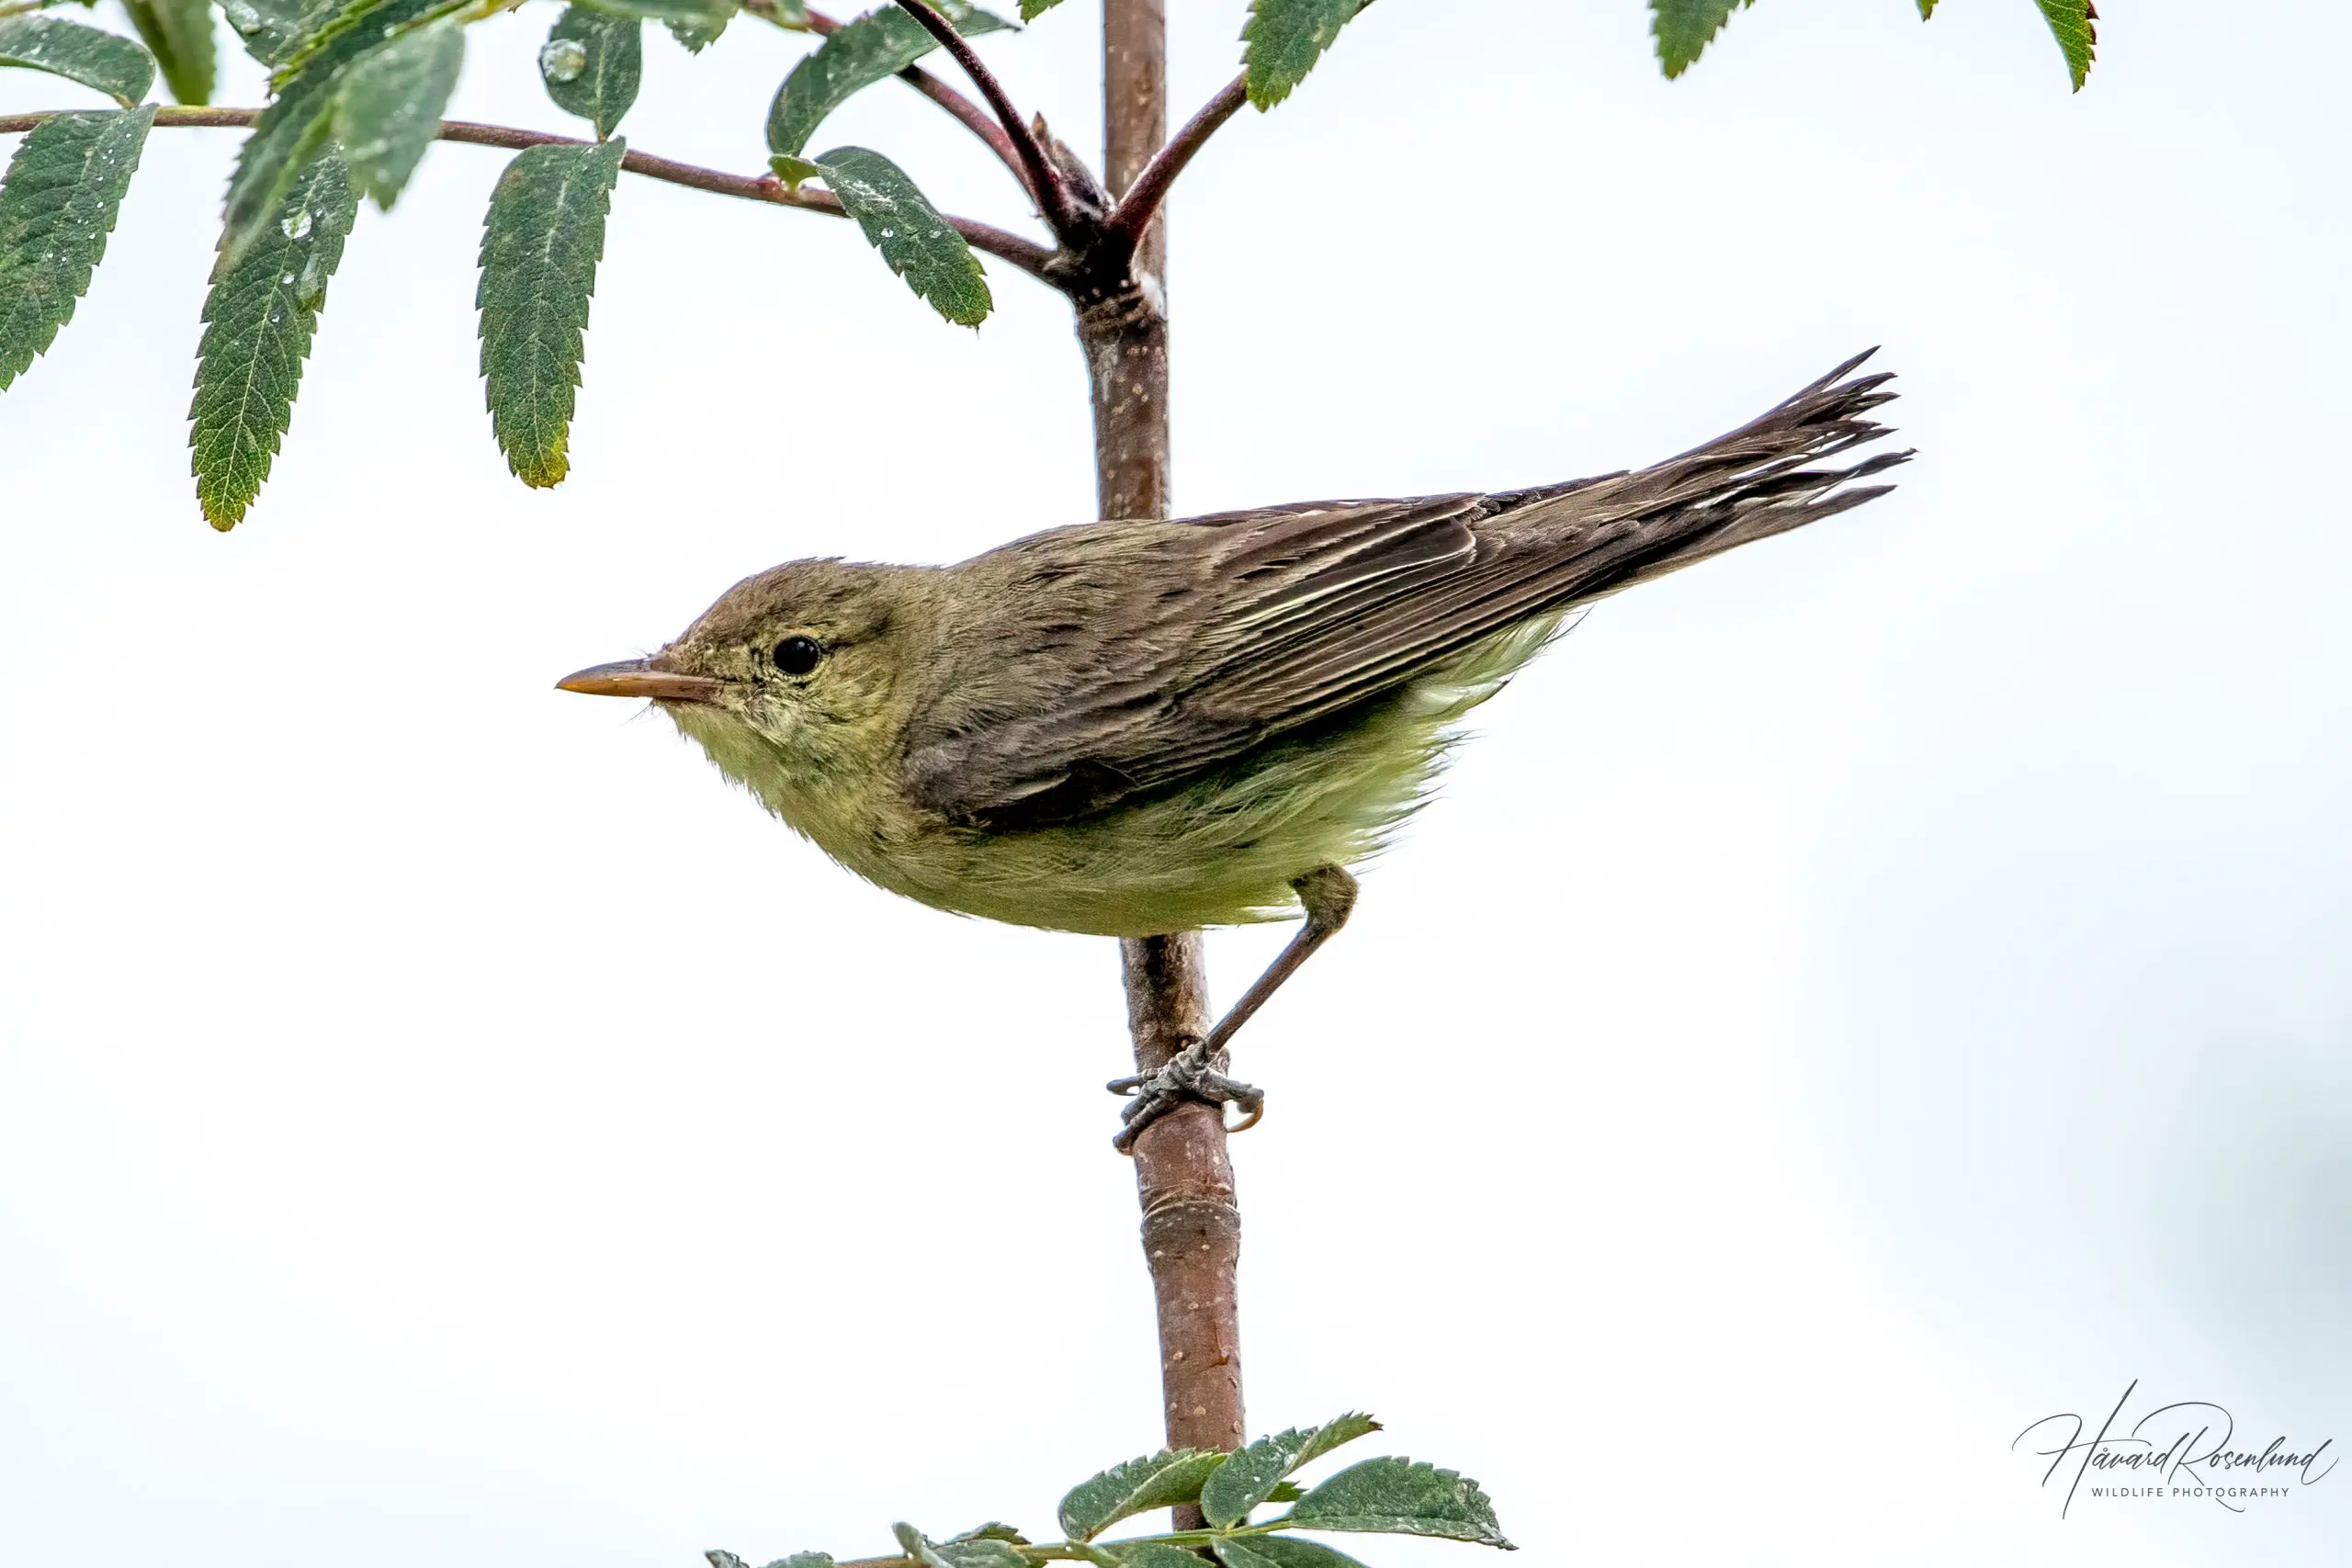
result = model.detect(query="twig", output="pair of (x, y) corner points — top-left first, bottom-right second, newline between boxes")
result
(745, 0), (1037, 202)
(1105, 74), (1247, 246)
(0, 107), (1058, 281)
(888, 0), (1081, 240)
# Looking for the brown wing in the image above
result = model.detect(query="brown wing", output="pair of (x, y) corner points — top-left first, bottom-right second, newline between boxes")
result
(902, 354), (1905, 829)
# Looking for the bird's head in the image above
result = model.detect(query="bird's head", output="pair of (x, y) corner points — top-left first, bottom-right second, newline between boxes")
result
(558, 558), (932, 807)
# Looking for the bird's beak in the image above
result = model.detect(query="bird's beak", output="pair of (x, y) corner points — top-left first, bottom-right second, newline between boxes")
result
(555, 659), (727, 704)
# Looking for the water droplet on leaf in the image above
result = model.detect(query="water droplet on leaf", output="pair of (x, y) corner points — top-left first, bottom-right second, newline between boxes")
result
(280, 209), (314, 241)
(539, 39), (588, 83)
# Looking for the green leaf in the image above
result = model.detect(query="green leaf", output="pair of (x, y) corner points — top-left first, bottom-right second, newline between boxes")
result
(1116, 1547), (1212, 1568)
(666, 11), (726, 51)
(188, 148), (355, 528)
(763, 1), (1013, 159)
(1240, 0), (1361, 110)
(476, 137), (625, 488)
(947, 1526), (1030, 1546)
(1057, 1448), (1227, 1542)
(540, 6), (639, 140)
(779, 144), (988, 325)
(1017, 0), (1060, 17)
(2033, 0), (2094, 91)
(1649, 0), (1751, 79)
(893, 1526), (1026, 1568)
(1916, 0), (1937, 17)
(0, 15), (157, 104)
(707, 1553), (839, 1568)
(1282, 1458), (1510, 1548)
(120, 0), (215, 104)
(1201, 1416), (1382, 1529)
(333, 16), (461, 209)
(586, 0), (729, 25)
(217, 0), (312, 68)
(220, 0), (462, 263)
(0, 106), (152, 393)
(1211, 1540), (1370, 1568)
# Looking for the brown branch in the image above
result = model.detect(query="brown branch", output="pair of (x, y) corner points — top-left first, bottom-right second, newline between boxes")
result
(747, 0), (1038, 203)
(0, 106), (1058, 281)
(889, 0), (1083, 241)
(1105, 73), (1246, 247)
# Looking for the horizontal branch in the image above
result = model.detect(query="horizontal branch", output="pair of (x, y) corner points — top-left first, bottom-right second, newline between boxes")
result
(1106, 73), (1246, 246)
(0, 106), (1058, 281)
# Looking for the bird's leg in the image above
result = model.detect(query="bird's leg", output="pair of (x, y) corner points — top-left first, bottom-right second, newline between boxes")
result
(1108, 864), (1359, 1153)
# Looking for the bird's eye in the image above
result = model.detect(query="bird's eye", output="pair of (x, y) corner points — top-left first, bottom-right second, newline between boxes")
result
(772, 635), (824, 676)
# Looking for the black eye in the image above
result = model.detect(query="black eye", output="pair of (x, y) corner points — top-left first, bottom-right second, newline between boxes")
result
(772, 635), (824, 676)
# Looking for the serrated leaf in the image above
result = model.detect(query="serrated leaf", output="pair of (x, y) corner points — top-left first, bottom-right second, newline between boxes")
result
(763, 1), (1012, 159)
(1240, 0), (1360, 110)
(2033, 0), (2094, 91)
(587, 0), (729, 24)
(1017, 0), (1061, 17)
(1283, 1458), (1510, 1548)
(188, 147), (355, 528)
(539, 6), (639, 140)
(786, 145), (988, 326)
(476, 137), (624, 487)
(666, 11), (726, 51)
(120, 0), (215, 104)
(220, 0), (462, 263)
(947, 1526), (1030, 1546)
(1201, 1415), (1383, 1529)
(1649, 0), (1751, 79)
(1117, 1547), (1211, 1568)
(0, 106), (152, 393)
(333, 16), (461, 208)
(0, 15), (157, 104)
(218, 0), (313, 68)
(1057, 1449), (1227, 1542)
(1211, 1539), (1370, 1568)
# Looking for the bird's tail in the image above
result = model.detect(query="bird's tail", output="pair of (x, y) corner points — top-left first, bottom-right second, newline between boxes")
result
(1490, 348), (1909, 603)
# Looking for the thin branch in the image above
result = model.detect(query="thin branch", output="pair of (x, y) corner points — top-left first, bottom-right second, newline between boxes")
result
(1105, 73), (1247, 247)
(0, 107), (1058, 281)
(888, 0), (1081, 240)
(744, 0), (1037, 202)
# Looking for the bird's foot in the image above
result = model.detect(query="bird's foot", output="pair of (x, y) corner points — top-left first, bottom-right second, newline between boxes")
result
(1106, 1039), (1264, 1154)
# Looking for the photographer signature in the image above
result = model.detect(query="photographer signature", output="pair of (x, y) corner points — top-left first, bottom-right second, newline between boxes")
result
(2015, 1380), (2336, 1517)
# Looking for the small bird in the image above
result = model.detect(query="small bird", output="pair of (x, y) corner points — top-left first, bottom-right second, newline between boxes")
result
(560, 353), (1905, 1145)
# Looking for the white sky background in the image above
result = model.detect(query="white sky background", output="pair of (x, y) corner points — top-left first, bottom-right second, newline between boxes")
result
(4, 0), (2347, 1562)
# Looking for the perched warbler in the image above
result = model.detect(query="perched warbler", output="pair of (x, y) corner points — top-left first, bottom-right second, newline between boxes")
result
(560, 354), (1905, 1145)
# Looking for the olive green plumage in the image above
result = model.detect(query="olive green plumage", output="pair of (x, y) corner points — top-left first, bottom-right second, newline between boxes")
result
(610, 354), (1904, 937)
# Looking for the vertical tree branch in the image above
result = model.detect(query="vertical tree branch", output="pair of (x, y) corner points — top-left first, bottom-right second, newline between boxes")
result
(1090, 0), (1244, 1510)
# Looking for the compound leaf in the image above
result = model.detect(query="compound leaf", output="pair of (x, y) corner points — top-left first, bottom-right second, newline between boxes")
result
(1057, 1449), (1226, 1542)
(2033, 0), (2094, 91)
(189, 147), (356, 528)
(539, 6), (640, 140)
(1282, 1457), (1510, 1548)
(220, 0), (462, 262)
(333, 15), (463, 208)
(0, 106), (153, 392)
(1240, 0), (1360, 110)
(1202, 1415), (1383, 1529)
(121, 0), (216, 104)
(0, 14), (157, 105)
(763, 1), (1012, 159)
(1650, 0), (1751, 79)
(477, 137), (625, 488)
(776, 145), (988, 325)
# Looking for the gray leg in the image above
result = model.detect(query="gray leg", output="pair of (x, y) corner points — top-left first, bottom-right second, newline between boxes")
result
(1108, 865), (1359, 1153)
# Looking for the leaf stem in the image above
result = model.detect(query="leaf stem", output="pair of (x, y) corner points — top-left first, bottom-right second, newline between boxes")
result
(0, 106), (1058, 281)
(1104, 73), (1247, 246)
(887, 0), (1081, 240)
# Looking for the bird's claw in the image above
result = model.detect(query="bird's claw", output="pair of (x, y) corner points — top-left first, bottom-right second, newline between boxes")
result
(1107, 1039), (1264, 1153)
